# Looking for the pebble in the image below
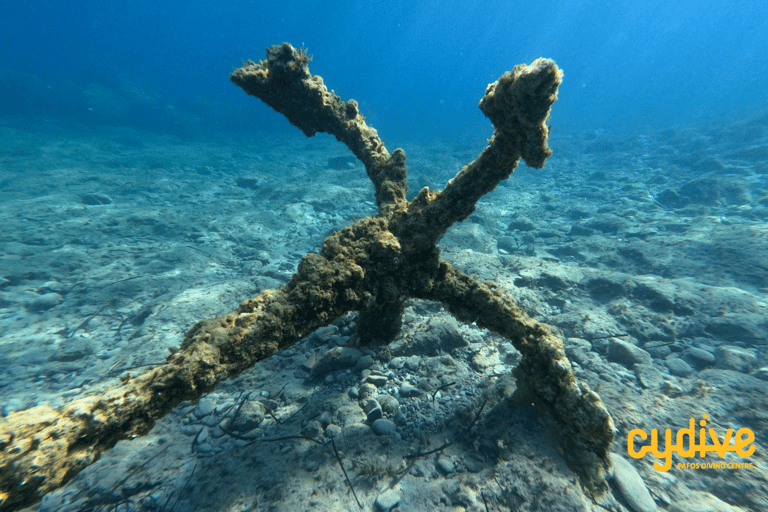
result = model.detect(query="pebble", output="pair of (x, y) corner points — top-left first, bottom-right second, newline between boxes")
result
(355, 354), (375, 371)
(399, 383), (421, 397)
(437, 456), (454, 474)
(609, 453), (658, 512)
(634, 364), (664, 389)
(310, 347), (362, 378)
(666, 358), (694, 377)
(31, 292), (63, 311)
(301, 420), (323, 439)
(716, 345), (758, 372)
(371, 419), (397, 436)
(608, 339), (652, 367)
(195, 397), (216, 417)
(375, 489), (401, 511)
(685, 347), (716, 364)
(324, 424), (342, 438)
(364, 374), (388, 387)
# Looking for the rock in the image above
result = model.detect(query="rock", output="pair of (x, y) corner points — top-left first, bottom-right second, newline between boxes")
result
(644, 342), (672, 359)
(301, 420), (323, 439)
(437, 456), (454, 474)
(228, 401), (265, 432)
(684, 347), (716, 365)
(716, 345), (758, 373)
(355, 354), (375, 371)
(375, 489), (401, 511)
(81, 193), (112, 205)
(390, 316), (466, 356)
(317, 411), (333, 428)
(666, 358), (694, 377)
(30, 292), (63, 311)
(310, 347), (362, 378)
(668, 491), (745, 512)
(324, 424), (342, 438)
(366, 405), (383, 423)
(399, 383), (421, 398)
(364, 374), (388, 387)
(357, 382), (377, 401)
(378, 394), (399, 415)
(608, 339), (652, 368)
(634, 364), (664, 389)
(195, 397), (216, 418)
(609, 453), (658, 512)
(371, 419), (397, 436)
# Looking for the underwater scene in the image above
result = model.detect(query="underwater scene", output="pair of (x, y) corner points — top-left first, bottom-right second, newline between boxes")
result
(1, 1), (767, 511)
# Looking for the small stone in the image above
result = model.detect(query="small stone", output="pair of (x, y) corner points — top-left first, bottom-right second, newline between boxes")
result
(318, 411), (333, 428)
(371, 419), (396, 436)
(716, 345), (758, 373)
(399, 384), (421, 398)
(608, 339), (652, 367)
(30, 292), (63, 311)
(364, 374), (388, 387)
(355, 354), (375, 371)
(366, 406), (383, 422)
(437, 456), (454, 474)
(666, 358), (694, 377)
(609, 454), (658, 512)
(301, 420), (323, 439)
(324, 424), (342, 438)
(358, 382), (377, 401)
(310, 347), (362, 378)
(634, 364), (664, 389)
(348, 387), (359, 399)
(81, 193), (112, 205)
(375, 489), (401, 511)
(685, 347), (716, 364)
(378, 395), (399, 415)
(195, 397), (216, 417)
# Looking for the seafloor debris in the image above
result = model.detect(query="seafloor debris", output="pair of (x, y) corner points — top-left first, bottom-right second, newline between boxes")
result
(0, 42), (614, 511)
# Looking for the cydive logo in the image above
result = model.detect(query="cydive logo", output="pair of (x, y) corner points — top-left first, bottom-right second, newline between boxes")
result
(627, 414), (755, 471)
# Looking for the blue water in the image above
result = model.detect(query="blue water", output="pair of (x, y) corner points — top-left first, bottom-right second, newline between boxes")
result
(3, 0), (767, 141)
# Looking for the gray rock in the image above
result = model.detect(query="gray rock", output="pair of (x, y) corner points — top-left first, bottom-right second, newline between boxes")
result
(644, 342), (672, 359)
(437, 456), (454, 474)
(668, 492), (745, 512)
(608, 339), (652, 367)
(195, 397), (216, 417)
(716, 345), (758, 373)
(685, 347), (716, 365)
(609, 453), (658, 512)
(399, 383), (421, 398)
(364, 398), (383, 422)
(666, 358), (694, 377)
(228, 401), (265, 432)
(355, 354), (375, 371)
(375, 489), (401, 511)
(317, 411), (333, 428)
(301, 420), (323, 439)
(324, 424), (342, 438)
(378, 394), (400, 415)
(310, 347), (362, 378)
(81, 193), (112, 205)
(30, 292), (63, 311)
(364, 374), (388, 387)
(371, 419), (397, 436)
(634, 364), (664, 389)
